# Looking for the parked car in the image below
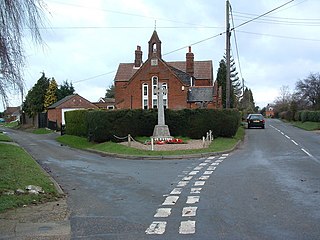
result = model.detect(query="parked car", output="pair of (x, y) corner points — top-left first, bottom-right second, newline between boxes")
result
(247, 114), (265, 129)
(0, 118), (5, 123)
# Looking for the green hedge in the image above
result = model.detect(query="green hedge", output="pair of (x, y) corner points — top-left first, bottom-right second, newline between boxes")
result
(300, 110), (320, 122)
(65, 109), (241, 143)
(65, 110), (88, 137)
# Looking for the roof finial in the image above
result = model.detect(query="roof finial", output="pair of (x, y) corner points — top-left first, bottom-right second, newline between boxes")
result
(154, 20), (157, 31)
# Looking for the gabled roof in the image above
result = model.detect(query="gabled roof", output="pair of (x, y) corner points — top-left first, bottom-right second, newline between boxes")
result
(48, 95), (75, 109)
(169, 66), (192, 85)
(187, 86), (214, 102)
(114, 60), (212, 83)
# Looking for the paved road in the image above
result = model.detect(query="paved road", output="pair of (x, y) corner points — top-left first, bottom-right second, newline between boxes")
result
(2, 118), (320, 239)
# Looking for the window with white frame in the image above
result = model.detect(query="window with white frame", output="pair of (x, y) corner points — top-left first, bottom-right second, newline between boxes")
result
(152, 76), (158, 109)
(162, 83), (168, 109)
(142, 83), (148, 109)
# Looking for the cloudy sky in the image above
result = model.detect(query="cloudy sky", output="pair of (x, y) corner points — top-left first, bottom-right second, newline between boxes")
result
(3, 0), (320, 111)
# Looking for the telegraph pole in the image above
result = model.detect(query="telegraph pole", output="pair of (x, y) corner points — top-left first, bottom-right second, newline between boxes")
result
(225, 0), (231, 108)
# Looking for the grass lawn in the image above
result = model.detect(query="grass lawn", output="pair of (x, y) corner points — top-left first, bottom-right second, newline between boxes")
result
(0, 132), (12, 142)
(57, 127), (245, 156)
(3, 121), (20, 128)
(32, 128), (54, 134)
(0, 143), (60, 213)
(291, 121), (320, 131)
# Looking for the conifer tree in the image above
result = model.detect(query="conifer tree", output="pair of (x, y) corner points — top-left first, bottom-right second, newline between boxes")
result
(44, 78), (58, 110)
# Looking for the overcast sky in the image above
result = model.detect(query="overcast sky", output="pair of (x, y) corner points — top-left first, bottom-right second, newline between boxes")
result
(3, 0), (320, 112)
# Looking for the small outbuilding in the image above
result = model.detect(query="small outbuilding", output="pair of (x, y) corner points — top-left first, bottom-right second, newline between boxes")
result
(47, 94), (98, 128)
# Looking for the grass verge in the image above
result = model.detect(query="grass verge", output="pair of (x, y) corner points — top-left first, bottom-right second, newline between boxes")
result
(0, 143), (60, 213)
(32, 128), (54, 134)
(291, 121), (320, 131)
(57, 126), (245, 156)
(0, 133), (12, 142)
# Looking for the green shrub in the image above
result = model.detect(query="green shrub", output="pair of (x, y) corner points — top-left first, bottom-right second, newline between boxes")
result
(65, 110), (88, 137)
(300, 110), (320, 122)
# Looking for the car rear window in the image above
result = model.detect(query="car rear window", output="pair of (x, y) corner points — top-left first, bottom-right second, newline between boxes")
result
(250, 115), (263, 120)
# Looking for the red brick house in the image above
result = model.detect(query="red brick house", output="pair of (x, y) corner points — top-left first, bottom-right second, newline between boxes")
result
(47, 94), (98, 127)
(114, 30), (222, 110)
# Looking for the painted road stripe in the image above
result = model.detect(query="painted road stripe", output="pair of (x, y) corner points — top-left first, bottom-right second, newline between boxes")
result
(190, 188), (202, 194)
(186, 196), (200, 204)
(194, 181), (205, 186)
(198, 175), (209, 180)
(162, 196), (179, 205)
(222, 154), (229, 157)
(179, 220), (196, 234)
(211, 162), (219, 166)
(215, 160), (224, 163)
(285, 135), (290, 139)
(291, 140), (299, 145)
(207, 166), (216, 171)
(199, 163), (208, 166)
(204, 171), (213, 175)
(154, 208), (172, 218)
(145, 221), (167, 234)
(177, 181), (189, 187)
(182, 206), (198, 217)
(204, 159), (212, 163)
(207, 156), (216, 159)
(170, 188), (182, 195)
(189, 171), (199, 175)
(194, 166), (203, 171)
(301, 148), (313, 158)
(182, 175), (193, 181)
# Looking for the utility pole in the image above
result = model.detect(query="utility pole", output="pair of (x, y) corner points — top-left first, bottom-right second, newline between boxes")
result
(225, 0), (231, 108)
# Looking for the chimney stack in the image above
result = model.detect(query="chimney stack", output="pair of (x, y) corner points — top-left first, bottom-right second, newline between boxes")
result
(186, 46), (194, 77)
(134, 45), (143, 67)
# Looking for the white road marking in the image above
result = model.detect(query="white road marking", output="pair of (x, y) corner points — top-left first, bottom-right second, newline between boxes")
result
(222, 154), (229, 157)
(170, 188), (182, 195)
(190, 188), (202, 194)
(207, 166), (216, 171)
(193, 166), (203, 170)
(154, 208), (172, 218)
(189, 171), (199, 175)
(215, 160), (224, 163)
(291, 140), (299, 145)
(211, 162), (219, 166)
(204, 171), (213, 175)
(145, 221), (167, 234)
(204, 159), (212, 163)
(179, 220), (196, 234)
(177, 181), (189, 187)
(301, 148), (313, 158)
(194, 181), (205, 186)
(182, 206), (198, 217)
(285, 135), (290, 139)
(182, 175), (193, 181)
(199, 163), (208, 166)
(186, 196), (200, 204)
(207, 156), (216, 159)
(162, 196), (179, 205)
(198, 175), (209, 180)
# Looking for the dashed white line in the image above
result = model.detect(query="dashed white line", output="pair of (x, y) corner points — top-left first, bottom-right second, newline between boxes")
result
(204, 170), (213, 175)
(186, 196), (200, 204)
(194, 181), (205, 186)
(182, 176), (193, 181)
(145, 221), (167, 234)
(179, 220), (196, 234)
(301, 148), (313, 158)
(285, 135), (290, 139)
(177, 181), (189, 187)
(189, 171), (199, 175)
(204, 159), (212, 163)
(291, 139), (299, 145)
(215, 160), (224, 163)
(207, 156), (216, 159)
(182, 206), (198, 217)
(193, 166), (203, 170)
(170, 188), (182, 195)
(190, 188), (202, 194)
(211, 162), (219, 166)
(207, 166), (216, 171)
(154, 208), (172, 218)
(162, 196), (179, 205)
(199, 163), (208, 166)
(198, 175), (209, 180)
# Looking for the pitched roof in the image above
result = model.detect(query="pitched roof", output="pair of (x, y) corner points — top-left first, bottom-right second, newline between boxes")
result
(169, 66), (192, 85)
(48, 95), (75, 109)
(187, 86), (214, 102)
(114, 60), (212, 83)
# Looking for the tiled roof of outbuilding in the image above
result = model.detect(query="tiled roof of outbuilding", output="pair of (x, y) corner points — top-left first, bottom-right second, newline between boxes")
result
(187, 86), (214, 102)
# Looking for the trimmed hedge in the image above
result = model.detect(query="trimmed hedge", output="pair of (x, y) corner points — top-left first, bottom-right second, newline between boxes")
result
(300, 110), (320, 122)
(65, 110), (88, 137)
(65, 109), (241, 143)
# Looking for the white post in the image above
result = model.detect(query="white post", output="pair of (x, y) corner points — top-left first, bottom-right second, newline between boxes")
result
(202, 136), (205, 148)
(209, 130), (212, 142)
(128, 134), (131, 147)
(151, 137), (154, 151)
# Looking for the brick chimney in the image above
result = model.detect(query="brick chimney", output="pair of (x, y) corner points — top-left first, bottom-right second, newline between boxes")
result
(134, 45), (143, 67)
(186, 46), (194, 77)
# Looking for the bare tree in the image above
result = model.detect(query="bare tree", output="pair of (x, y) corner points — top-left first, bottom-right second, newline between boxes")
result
(0, 0), (46, 109)
(274, 85), (292, 113)
(295, 73), (320, 110)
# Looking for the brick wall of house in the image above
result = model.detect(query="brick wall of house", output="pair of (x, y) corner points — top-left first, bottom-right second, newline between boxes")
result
(47, 108), (61, 126)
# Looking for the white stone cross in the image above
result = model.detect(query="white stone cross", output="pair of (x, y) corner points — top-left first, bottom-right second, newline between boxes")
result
(156, 83), (167, 125)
